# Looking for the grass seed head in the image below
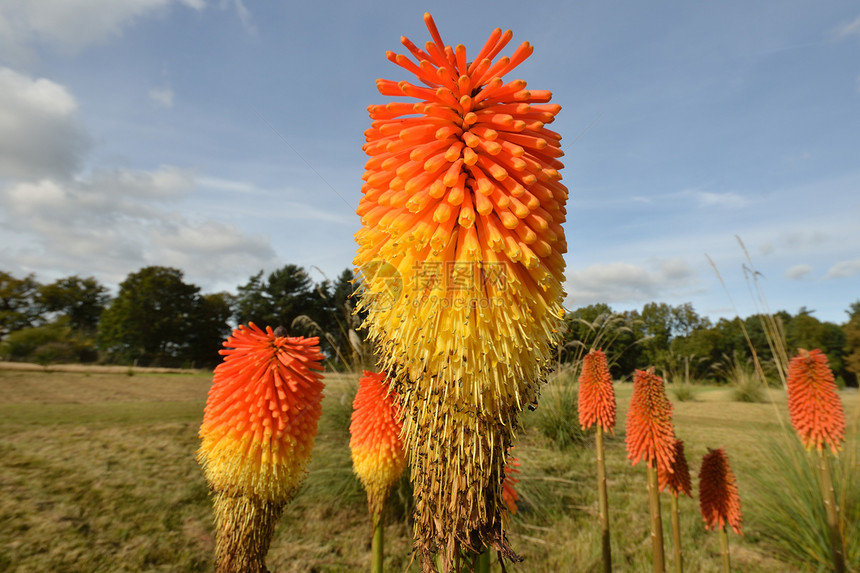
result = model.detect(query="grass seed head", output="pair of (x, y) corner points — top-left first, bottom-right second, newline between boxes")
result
(353, 13), (567, 569)
(786, 348), (846, 454)
(698, 447), (743, 535)
(349, 370), (407, 515)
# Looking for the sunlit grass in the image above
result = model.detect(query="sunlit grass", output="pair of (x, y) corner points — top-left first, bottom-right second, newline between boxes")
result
(2, 366), (855, 571)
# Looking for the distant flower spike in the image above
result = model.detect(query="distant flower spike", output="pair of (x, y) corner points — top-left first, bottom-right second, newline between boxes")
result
(198, 323), (325, 573)
(625, 369), (675, 469)
(659, 439), (692, 497)
(786, 348), (846, 454)
(501, 453), (521, 516)
(578, 349), (616, 433)
(350, 371), (407, 515)
(698, 447), (743, 535)
(354, 12), (567, 569)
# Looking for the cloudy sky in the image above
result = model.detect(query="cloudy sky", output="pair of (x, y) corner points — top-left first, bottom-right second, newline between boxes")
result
(1, 1), (858, 324)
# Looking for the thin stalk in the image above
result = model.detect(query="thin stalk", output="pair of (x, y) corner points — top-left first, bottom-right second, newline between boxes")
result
(476, 549), (490, 573)
(372, 510), (384, 573)
(647, 463), (665, 573)
(817, 449), (846, 573)
(596, 426), (612, 572)
(718, 526), (730, 573)
(670, 494), (683, 573)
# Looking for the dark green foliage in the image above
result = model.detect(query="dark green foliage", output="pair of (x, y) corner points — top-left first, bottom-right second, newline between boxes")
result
(233, 265), (318, 331)
(0, 323), (97, 364)
(38, 275), (110, 334)
(0, 271), (42, 338)
(97, 266), (226, 367)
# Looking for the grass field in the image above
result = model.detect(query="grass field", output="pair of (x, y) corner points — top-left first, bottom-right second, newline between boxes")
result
(0, 364), (857, 572)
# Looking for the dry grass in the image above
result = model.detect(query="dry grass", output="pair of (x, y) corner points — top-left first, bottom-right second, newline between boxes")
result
(1, 366), (856, 572)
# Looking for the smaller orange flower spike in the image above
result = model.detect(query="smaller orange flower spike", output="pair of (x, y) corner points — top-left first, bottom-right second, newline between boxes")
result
(198, 323), (325, 573)
(625, 369), (675, 469)
(350, 371), (407, 515)
(698, 447), (743, 535)
(786, 348), (846, 454)
(659, 439), (692, 497)
(578, 349), (616, 433)
(501, 454), (521, 516)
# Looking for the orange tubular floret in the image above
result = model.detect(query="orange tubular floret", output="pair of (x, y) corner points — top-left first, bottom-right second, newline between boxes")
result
(786, 348), (846, 453)
(625, 369), (675, 469)
(578, 349), (616, 433)
(699, 447), (743, 535)
(198, 323), (325, 502)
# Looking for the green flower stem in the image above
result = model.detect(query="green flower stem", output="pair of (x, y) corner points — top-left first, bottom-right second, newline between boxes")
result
(670, 494), (682, 573)
(476, 549), (490, 573)
(596, 425), (612, 572)
(719, 525), (730, 573)
(817, 449), (846, 573)
(646, 463), (665, 573)
(372, 510), (384, 573)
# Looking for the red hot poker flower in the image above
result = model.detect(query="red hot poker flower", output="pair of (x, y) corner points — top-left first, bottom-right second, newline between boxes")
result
(659, 439), (693, 497)
(198, 323), (325, 573)
(625, 369), (675, 469)
(698, 447), (743, 535)
(786, 348), (846, 454)
(199, 323), (325, 500)
(578, 349), (616, 433)
(350, 371), (407, 515)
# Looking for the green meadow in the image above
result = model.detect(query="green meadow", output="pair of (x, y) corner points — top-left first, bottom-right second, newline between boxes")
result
(1, 365), (857, 572)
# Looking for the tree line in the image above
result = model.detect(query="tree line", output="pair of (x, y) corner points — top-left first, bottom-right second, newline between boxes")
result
(561, 301), (860, 387)
(1, 266), (858, 385)
(0, 266), (361, 369)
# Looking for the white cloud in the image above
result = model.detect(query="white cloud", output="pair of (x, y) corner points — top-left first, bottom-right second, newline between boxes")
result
(833, 15), (860, 39)
(825, 259), (860, 279)
(148, 86), (174, 108)
(0, 166), (279, 287)
(0, 67), (90, 178)
(565, 258), (697, 306)
(784, 264), (812, 280)
(678, 189), (750, 209)
(0, 0), (203, 59)
(221, 0), (252, 33)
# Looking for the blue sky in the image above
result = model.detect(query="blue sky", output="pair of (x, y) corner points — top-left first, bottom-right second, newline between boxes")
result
(0, 1), (858, 324)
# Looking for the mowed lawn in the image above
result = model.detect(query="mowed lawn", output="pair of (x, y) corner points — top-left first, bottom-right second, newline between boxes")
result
(0, 365), (857, 572)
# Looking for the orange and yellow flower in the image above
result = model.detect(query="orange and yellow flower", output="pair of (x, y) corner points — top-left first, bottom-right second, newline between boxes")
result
(698, 447), (743, 535)
(350, 371), (407, 515)
(625, 369), (675, 470)
(659, 438), (692, 497)
(197, 324), (325, 573)
(353, 13), (567, 567)
(578, 349), (616, 433)
(786, 348), (846, 454)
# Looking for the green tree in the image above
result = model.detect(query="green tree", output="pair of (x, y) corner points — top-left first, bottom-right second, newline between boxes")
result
(843, 301), (860, 387)
(786, 308), (847, 381)
(0, 271), (42, 338)
(186, 292), (235, 368)
(38, 275), (110, 334)
(233, 264), (318, 331)
(98, 266), (203, 366)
